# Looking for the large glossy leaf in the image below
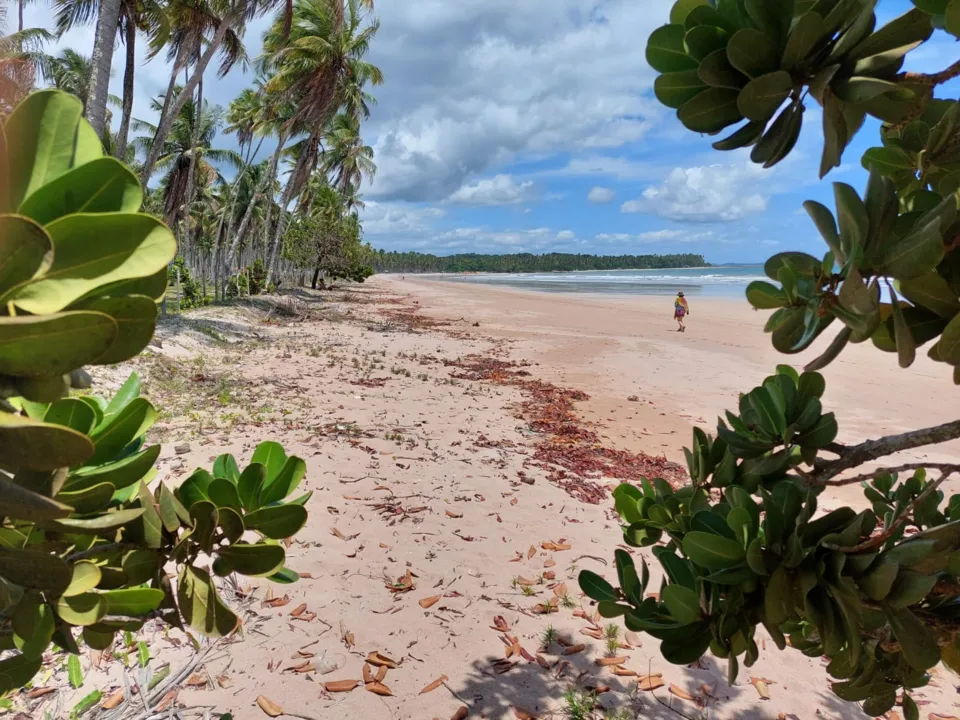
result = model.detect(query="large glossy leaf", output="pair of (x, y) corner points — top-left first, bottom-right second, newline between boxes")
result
(56, 593), (106, 626)
(782, 12), (828, 70)
(18, 157), (142, 226)
(0, 214), (52, 300)
(251, 441), (287, 483)
(243, 504), (307, 540)
(0, 471), (73, 521)
(64, 445), (161, 493)
(0, 412), (94, 471)
(177, 565), (238, 637)
(647, 25), (700, 73)
(0, 312), (117, 377)
(0, 547), (72, 593)
(682, 531), (745, 569)
(237, 463), (266, 511)
(176, 468), (214, 508)
(939, 312), (960, 364)
(89, 397), (157, 465)
(726, 28), (779, 78)
(13, 597), (54, 658)
(56, 482), (114, 514)
(671, 0), (711, 24)
(208, 478), (243, 511)
(102, 588), (165, 616)
(260, 456), (306, 505)
(217, 543), (285, 577)
(63, 561), (102, 597)
(885, 605), (940, 670)
(77, 295), (157, 365)
(4, 90), (102, 211)
(746, 281), (788, 309)
(677, 88), (742, 133)
(102, 372), (141, 422)
(44, 398), (97, 434)
(212, 454), (240, 482)
(738, 71), (793, 122)
(578, 570), (619, 602)
(44, 508), (145, 535)
(684, 25), (729, 61)
(11, 213), (176, 315)
(850, 8), (933, 59)
(661, 585), (701, 624)
(877, 217), (944, 279)
(0, 653), (43, 696)
(654, 71), (706, 109)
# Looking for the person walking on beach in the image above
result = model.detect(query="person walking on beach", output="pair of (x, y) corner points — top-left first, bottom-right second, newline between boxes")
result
(674, 291), (689, 332)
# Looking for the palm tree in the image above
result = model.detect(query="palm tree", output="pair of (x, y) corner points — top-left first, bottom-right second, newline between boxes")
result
(0, 5), (53, 115)
(54, 0), (169, 157)
(259, 0), (382, 286)
(47, 48), (93, 106)
(322, 111), (375, 195)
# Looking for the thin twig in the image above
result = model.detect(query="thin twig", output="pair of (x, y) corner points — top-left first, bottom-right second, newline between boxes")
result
(826, 470), (956, 553)
(817, 462), (960, 488)
(442, 680), (470, 706)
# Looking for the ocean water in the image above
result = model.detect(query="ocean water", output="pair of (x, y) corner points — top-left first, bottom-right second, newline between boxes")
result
(434, 266), (767, 298)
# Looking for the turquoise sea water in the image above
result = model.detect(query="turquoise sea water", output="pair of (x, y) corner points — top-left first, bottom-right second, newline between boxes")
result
(434, 266), (767, 298)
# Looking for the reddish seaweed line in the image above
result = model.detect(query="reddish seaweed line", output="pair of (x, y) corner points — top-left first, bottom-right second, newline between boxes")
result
(443, 354), (687, 504)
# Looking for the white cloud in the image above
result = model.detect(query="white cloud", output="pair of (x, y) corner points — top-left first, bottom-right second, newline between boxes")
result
(587, 186), (616, 204)
(595, 230), (714, 244)
(621, 162), (769, 222)
(365, 0), (674, 201)
(360, 201), (446, 236)
(448, 174), (536, 206)
(556, 230), (576, 240)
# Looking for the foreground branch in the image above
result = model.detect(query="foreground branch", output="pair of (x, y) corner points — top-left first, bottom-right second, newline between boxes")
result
(819, 462), (960, 488)
(814, 419), (960, 483)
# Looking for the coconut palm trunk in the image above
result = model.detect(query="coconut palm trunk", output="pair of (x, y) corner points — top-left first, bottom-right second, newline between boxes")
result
(140, 13), (237, 185)
(86, 0), (123, 136)
(182, 73), (203, 266)
(222, 132), (286, 294)
(115, 10), (136, 158)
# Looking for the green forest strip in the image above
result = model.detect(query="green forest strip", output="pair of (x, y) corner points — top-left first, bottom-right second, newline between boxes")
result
(370, 251), (708, 273)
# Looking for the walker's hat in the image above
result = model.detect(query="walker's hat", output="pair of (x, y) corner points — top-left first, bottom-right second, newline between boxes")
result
(678, 292), (684, 297)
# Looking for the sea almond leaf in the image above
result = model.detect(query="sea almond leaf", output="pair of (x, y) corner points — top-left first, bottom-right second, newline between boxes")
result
(375, 665), (387, 682)
(562, 644), (585, 655)
(290, 603), (307, 617)
(366, 681), (393, 696)
(324, 680), (360, 693)
(362, 664), (374, 685)
(101, 689), (124, 709)
(750, 676), (772, 700)
(256, 695), (284, 716)
(595, 657), (628, 667)
(419, 594), (442, 609)
(452, 707), (469, 720)
(446, 510), (463, 519)
(528, 545), (536, 559)
(366, 651), (399, 668)
(669, 684), (695, 701)
(420, 675), (449, 694)
(638, 674), (665, 692)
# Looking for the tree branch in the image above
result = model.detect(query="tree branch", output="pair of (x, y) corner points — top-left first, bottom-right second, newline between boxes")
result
(903, 58), (960, 87)
(816, 462), (960, 488)
(813, 419), (960, 483)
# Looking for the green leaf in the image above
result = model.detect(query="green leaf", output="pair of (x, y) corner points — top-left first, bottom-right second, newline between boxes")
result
(243, 503), (307, 540)
(208, 478), (243, 511)
(44, 508), (145, 535)
(68, 654), (83, 689)
(712, 120), (765, 150)
(213, 454), (240, 482)
(56, 482), (114, 514)
(858, 559), (899, 600)
(804, 200), (843, 259)
(260, 456), (307, 505)
(237, 463), (266, 511)
(884, 605), (940, 670)
(885, 570), (937, 608)
(13, 597), (54, 658)
(18, 157), (142, 226)
(63, 561), (102, 597)
(654, 71), (706, 109)
(781, 12), (828, 70)
(217, 543), (285, 577)
(682, 531), (745, 569)
(0, 547), (71, 593)
(834, 77), (907, 104)
(0, 471), (73, 522)
(56, 593), (107, 626)
(647, 24), (700, 73)
(820, 93), (848, 179)
(89, 397), (157, 465)
(737, 71), (793, 123)
(64, 445), (161, 494)
(176, 469), (213, 508)
(121, 549), (158, 585)
(834, 182), (869, 264)
(698, 49), (747, 90)
(947, 0), (960, 36)
(76, 295), (157, 365)
(891, 296), (917, 368)
(267, 567), (300, 584)
(189, 500), (218, 553)
(937, 312), (960, 364)
(0, 653), (42, 695)
(850, 8), (933, 59)
(726, 28), (779, 78)
(862, 146), (914, 176)
(177, 565), (238, 638)
(102, 588), (165, 616)
(677, 88), (742, 133)
(11, 213), (176, 315)
(684, 25), (729, 61)
(102, 373), (141, 422)
(661, 585), (701, 624)
(135, 481), (163, 549)
(578, 570), (619, 602)
(0, 312), (118, 377)
(218, 507), (244, 544)
(0, 413), (94, 471)
(5, 90), (102, 211)
(670, 0), (710, 24)
(44, 398), (97, 435)
(0, 214), (52, 300)
(137, 640), (150, 667)
(251, 441), (287, 484)
(751, 102), (804, 168)
(877, 218), (944, 279)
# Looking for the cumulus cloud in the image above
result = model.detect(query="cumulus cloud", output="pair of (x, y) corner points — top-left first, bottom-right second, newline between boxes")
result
(587, 186), (616, 204)
(364, 0), (673, 201)
(556, 230), (576, 240)
(595, 230), (714, 243)
(448, 174), (536, 206)
(621, 162), (769, 222)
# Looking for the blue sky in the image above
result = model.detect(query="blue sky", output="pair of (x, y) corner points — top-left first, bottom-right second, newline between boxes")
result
(22, 0), (960, 263)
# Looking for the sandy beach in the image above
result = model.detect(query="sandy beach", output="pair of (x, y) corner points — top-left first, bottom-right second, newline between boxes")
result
(30, 277), (960, 720)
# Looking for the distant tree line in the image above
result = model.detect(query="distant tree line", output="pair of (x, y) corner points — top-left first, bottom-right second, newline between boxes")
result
(370, 251), (709, 274)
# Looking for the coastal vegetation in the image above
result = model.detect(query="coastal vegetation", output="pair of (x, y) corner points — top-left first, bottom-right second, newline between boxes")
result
(370, 251), (708, 274)
(582, 1), (960, 716)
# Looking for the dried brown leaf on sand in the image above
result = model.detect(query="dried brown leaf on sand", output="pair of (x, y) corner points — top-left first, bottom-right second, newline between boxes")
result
(185, 673), (207, 688)
(387, 569), (416, 593)
(420, 675), (449, 694)
(363, 664), (375, 684)
(492, 615), (511, 632)
(366, 651), (399, 668)
(613, 667), (637, 677)
(156, 690), (178, 712)
(263, 594), (290, 608)
(257, 696), (284, 717)
(446, 510), (463, 519)
(669, 684), (695, 701)
(750, 677), (772, 700)
(324, 679), (360, 693)
(217, 675), (232, 688)
(376, 665), (388, 682)
(527, 545), (537, 559)
(928, 715), (960, 720)
(562, 643), (585, 655)
(419, 594), (442, 609)
(290, 603), (307, 617)
(452, 708), (469, 720)
(366, 681), (393, 696)
(638, 674), (664, 692)
(101, 690), (124, 709)
(544, 558), (556, 568)
(552, 583), (568, 597)
(340, 622), (355, 648)
(595, 657), (627, 667)
(514, 707), (540, 720)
